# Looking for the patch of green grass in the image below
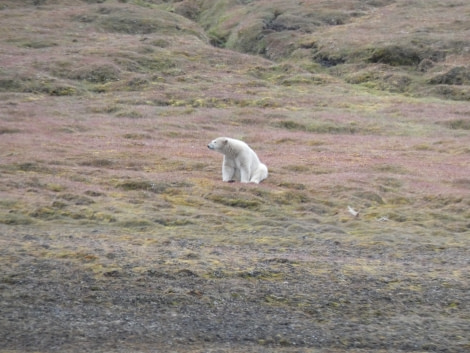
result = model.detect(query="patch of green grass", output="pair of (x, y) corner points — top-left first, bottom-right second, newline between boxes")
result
(452, 178), (470, 189)
(352, 190), (384, 205)
(443, 119), (470, 130)
(376, 177), (404, 193)
(207, 193), (262, 210)
(116, 218), (154, 228)
(429, 66), (470, 85)
(95, 5), (205, 39)
(276, 119), (360, 134)
(100, 15), (166, 35)
(115, 109), (144, 119)
(123, 133), (151, 139)
(271, 190), (310, 205)
(0, 212), (34, 225)
(368, 45), (422, 67)
(154, 217), (193, 227)
(276, 120), (306, 131)
(15, 38), (57, 49)
(0, 73), (78, 95)
(14, 162), (52, 173)
(282, 164), (310, 173)
(59, 194), (95, 206)
(117, 180), (155, 192)
(69, 63), (121, 83)
(117, 180), (192, 194)
(80, 159), (116, 168)
(345, 66), (413, 93)
(373, 164), (409, 174)
(0, 127), (21, 134)
(278, 182), (306, 190)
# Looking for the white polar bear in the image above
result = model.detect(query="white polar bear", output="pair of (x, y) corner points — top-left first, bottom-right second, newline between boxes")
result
(207, 137), (268, 184)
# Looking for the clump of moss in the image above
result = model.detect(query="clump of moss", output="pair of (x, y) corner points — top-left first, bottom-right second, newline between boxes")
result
(0, 72), (78, 96)
(15, 162), (52, 173)
(155, 217), (193, 227)
(117, 218), (154, 228)
(276, 120), (306, 131)
(0, 213), (33, 225)
(60, 194), (95, 206)
(173, 0), (201, 21)
(81, 159), (115, 168)
(345, 65), (413, 93)
(117, 180), (192, 194)
(368, 45), (422, 67)
(68, 63), (120, 83)
(100, 16), (165, 35)
(0, 128), (21, 135)
(19, 40), (57, 49)
(117, 180), (155, 192)
(427, 85), (470, 101)
(429, 66), (470, 85)
(272, 190), (310, 205)
(207, 194), (262, 210)
(443, 119), (470, 130)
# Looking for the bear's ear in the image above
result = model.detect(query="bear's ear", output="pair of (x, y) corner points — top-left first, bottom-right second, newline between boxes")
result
(223, 138), (228, 145)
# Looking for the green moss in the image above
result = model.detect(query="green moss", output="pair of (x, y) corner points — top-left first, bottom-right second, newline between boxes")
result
(60, 194), (95, 206)
(100, 16), (164, 35)
(429, 67), (470, 85)
(81, 159), (115, 168)
(373, 164), (409, 174)
(29, 207), (57, 220)
(0, 213), (33, 225)
(207, 194), (261, 210)
(428, 85), (470, 101)
(117, 180), (192, 193)
(272, 190), (310, 205)
(69, 64), (120, 83)
(0, 127), (21, 135)
(117, 180), (154, 191)
(353, 190), (384, 204)
(115, 109), (144, 119)
(277, 120), (306, 131)
(117, 219), (153, 228)
(155, 217), (193, 227)
(444, 119), (470, 130)
(368, 45), (422, 66)
(51, 86), (77, 96)
(20, 40), (58, 49)
(278, 182), (306, 190)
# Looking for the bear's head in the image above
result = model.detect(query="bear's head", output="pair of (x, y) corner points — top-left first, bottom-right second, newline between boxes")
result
(207, 137), (228, 152)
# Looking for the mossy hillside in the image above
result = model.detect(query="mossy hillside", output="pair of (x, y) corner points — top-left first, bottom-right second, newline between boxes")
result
(190, 0), (470, 100)
(0, 1), (210, 97)
(3, 1), (468, 101)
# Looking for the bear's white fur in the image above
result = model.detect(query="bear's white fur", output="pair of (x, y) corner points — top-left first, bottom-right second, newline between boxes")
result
(208, 137), (268, 184)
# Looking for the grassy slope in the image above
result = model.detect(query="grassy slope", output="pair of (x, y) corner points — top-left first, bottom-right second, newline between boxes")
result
(0, 1), (469, 352)
(194, 0), (470, 99)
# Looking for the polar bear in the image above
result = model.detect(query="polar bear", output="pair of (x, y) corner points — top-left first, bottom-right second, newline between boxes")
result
(207, 137), (268, 184)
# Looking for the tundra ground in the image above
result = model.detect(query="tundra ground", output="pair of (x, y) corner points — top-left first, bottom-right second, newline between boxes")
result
(0, 1), (469, 352)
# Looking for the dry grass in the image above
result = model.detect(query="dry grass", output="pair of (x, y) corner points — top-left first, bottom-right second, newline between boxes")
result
(0, 1), (469, 353)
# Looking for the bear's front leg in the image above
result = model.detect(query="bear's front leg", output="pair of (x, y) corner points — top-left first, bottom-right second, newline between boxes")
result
(222, 157), (236, 182)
